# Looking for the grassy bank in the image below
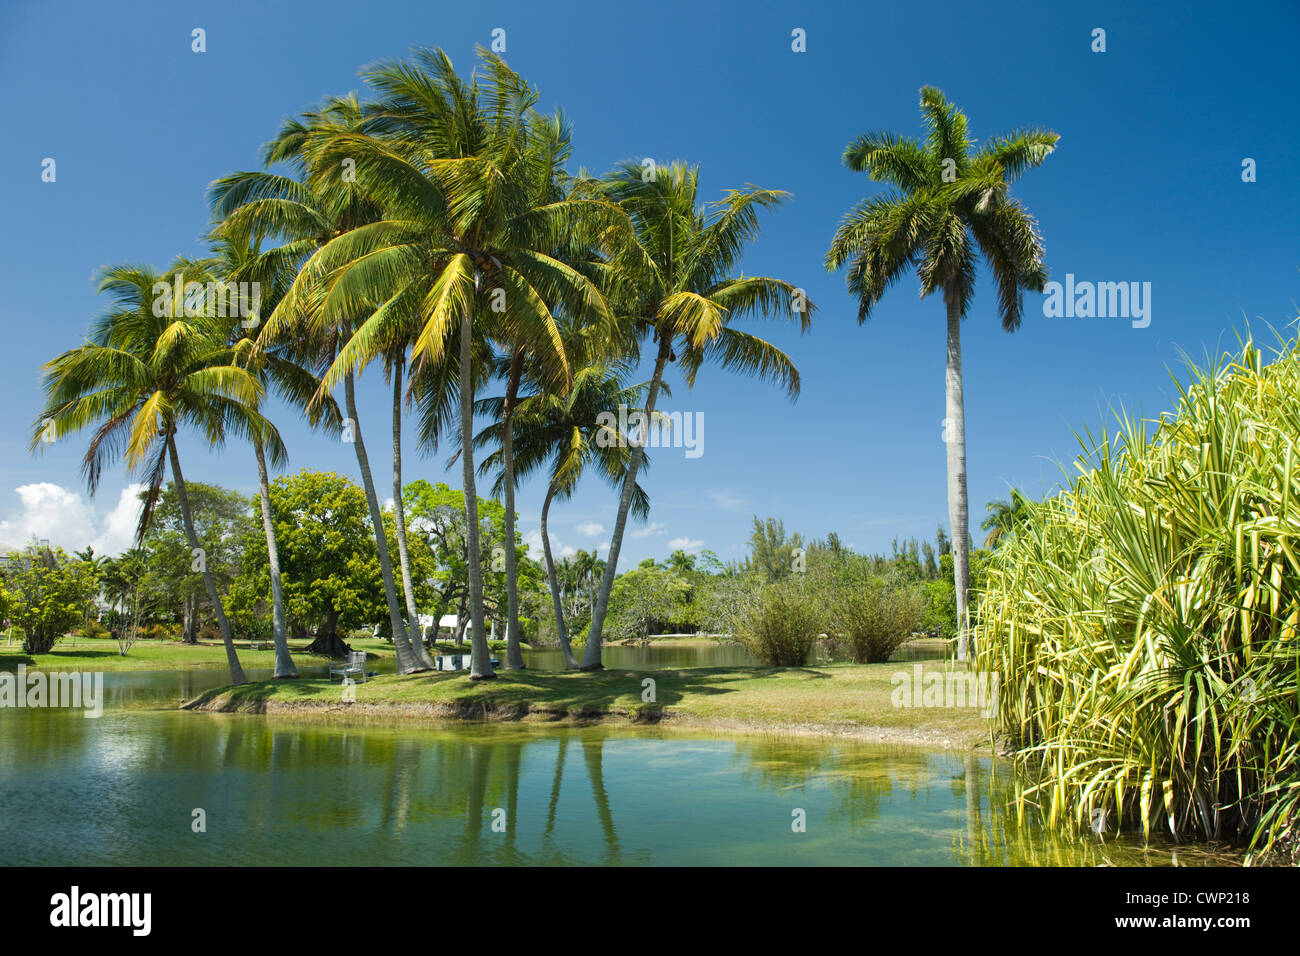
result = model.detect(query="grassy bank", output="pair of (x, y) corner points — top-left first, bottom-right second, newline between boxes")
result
(184, 661), (992, 748)
(0, 635), (521, 672)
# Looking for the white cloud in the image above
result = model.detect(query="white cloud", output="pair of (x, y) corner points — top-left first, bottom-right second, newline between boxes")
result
(630, 521), (666, 539)
(93, 484), (146, 555)
(576, 521), (605, 536)
(708, 490), (745, 511)
(668, 536), (704, 551)
(0, 482), (144, 557)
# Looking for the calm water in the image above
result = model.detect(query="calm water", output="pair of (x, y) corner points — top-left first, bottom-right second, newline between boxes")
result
(0, 665), (1224, 866)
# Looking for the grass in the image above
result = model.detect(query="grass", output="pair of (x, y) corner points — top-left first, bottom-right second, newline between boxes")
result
(183, 660), (993, 748)
(0, 634), (514, 672)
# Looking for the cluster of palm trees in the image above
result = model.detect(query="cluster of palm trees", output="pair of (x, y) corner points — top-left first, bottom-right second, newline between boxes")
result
(31, 46), (811, 685)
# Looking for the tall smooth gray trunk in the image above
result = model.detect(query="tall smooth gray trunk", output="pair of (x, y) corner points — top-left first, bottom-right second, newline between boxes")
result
(500, 350), (525, 669)
(540, 482), (579, 668)
(390, 359), (437, 670)
(254, 434), (296, 678)
(166, 434), (246, 686)
(460, 303), (493, 680)
(583, 341), (669, 669)
(344, 370), (426, 674)
(945, 292), (972, 660)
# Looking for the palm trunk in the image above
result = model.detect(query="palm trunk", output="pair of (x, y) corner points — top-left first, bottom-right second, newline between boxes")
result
(254, 434), (296, 678)
(460, 303), (493, 680)
(540, 482), (578, 668)
(944, 292), (972, 661)
(345, 369), (426, 674)
(501, 349), (526, 670)
(166, 434), (245, 686)
(390, 357), (437, 670)
(583, 339), (670, 669)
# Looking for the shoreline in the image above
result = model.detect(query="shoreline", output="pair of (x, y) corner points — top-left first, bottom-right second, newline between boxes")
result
(182, 693), (990, 749)
(179, 662), (993, 750)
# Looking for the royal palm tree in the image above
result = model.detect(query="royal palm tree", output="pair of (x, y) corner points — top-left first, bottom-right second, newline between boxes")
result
(281, 48), (621, 679)
(32, 263), (278, 685)
(582, 161), (812, 669)
(825, 86), (1058, 659)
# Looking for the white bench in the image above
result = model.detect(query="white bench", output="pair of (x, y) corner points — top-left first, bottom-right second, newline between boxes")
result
(329, 650), (368, 682)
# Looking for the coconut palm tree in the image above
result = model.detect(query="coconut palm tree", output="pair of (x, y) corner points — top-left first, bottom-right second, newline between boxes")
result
(476, 336), (652, 668)
(280, 48), (622, 679)
(201, 228), (345, 674)
(824, 86), (1058, 660)
(211, 96), (434, 673)
(581, 161), (812, 669)
(32, 263), (278, 686)
(981, 489), (1034, 548)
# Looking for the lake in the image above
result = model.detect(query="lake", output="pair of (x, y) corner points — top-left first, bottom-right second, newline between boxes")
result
(0, 663), (1232, 866)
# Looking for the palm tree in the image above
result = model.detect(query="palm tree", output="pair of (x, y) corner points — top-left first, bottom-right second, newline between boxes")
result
(32, 263), (277, 685)
(477, 338), (652, 668)
(281, 48), (621, 680)
(824, 86), (1058, 660)
(202, 228), (345, 674)
(212, 95), (434, 673)
(582, 161), (812, 669)
(981, 489), (1034, 548)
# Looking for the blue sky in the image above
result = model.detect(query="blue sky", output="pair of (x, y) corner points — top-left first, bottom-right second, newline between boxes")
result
(0, 0), (1296, 566)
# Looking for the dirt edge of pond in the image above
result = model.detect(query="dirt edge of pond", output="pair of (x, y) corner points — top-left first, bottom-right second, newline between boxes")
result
(181, 692), (988, 750)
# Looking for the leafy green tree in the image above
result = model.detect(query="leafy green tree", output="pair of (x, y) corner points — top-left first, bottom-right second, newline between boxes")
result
(403, 479), (539, 644)
(825, 87), (1057, 659)
(746, 516), (805, 583)
(230, 470), (385, 656)
(141, 482), (252, 643)
(3, 545), (97, 654)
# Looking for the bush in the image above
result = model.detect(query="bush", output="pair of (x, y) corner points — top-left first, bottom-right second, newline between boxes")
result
(734, 581), (823, 666)
(75, 619), (111, 640)
(829, 581), (925, 663)
(196, 623), (221, 643)
(976, 335), (1300, 857)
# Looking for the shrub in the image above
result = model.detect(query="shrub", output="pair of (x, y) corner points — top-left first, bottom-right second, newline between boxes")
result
(734, 580), (823, 666)
(976, 335), (1300, 858)
(196, 623), (221, 643)
(829, 581), (925, 663)
(75, 619), (111, 640)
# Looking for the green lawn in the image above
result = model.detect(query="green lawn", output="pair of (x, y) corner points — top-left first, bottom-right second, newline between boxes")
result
(0, 634), (516, 672)
(184, 661), (993, 748)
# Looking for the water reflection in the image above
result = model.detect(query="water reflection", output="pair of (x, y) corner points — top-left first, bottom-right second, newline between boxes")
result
(0, 669), (1236, 867)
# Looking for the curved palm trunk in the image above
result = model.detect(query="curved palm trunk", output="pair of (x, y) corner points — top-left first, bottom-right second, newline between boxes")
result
(460, 307), (493, 680)
(583, 341), (670, 669)
(540, 482), (579, 668)
(166, 435), (245, 686)
(944, 293), (972, 660)
(390, 358), (437, 670)
(253, 435), (296, 679)
(345, 370), (426, 675)
(501, 350), (526, 670)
